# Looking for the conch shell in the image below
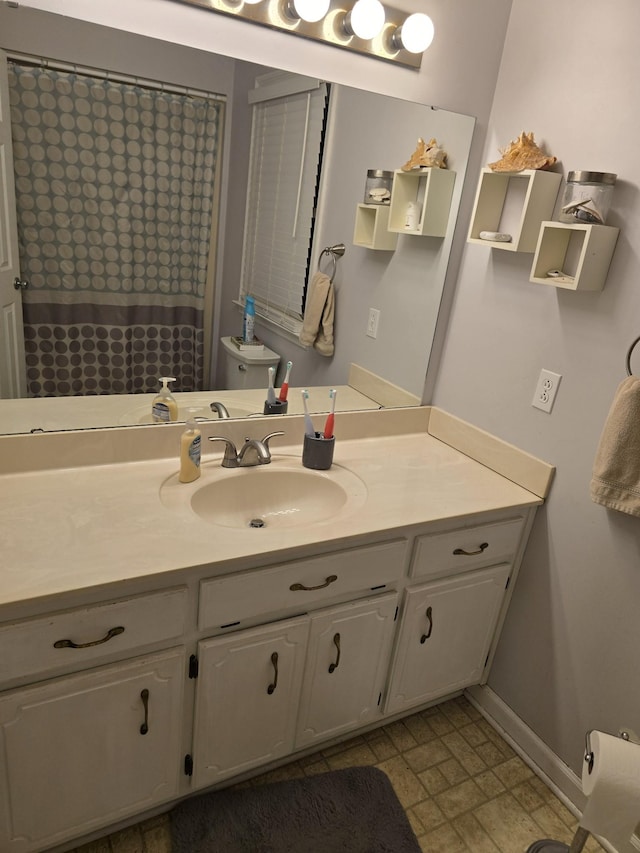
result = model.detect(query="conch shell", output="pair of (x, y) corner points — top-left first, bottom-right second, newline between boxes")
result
(488, 131), (556, 172)
(402, 137), (447, 171)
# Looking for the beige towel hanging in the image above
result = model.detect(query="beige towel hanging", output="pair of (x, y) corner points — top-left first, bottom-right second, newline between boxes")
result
(299, 271), (335, 357)
(590, 376), (640, 517)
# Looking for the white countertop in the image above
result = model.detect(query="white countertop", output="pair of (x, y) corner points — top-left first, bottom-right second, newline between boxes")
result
(0, 408), (553, 612)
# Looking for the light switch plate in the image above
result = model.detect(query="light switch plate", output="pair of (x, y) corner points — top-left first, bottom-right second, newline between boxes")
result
(366, 308), (380, 338)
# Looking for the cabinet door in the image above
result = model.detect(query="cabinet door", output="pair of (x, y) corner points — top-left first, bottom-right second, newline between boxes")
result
(0, 648), (185, 853)
(192, 616), (309, 789)
(295, 592), (398, 749)
(385, 565), (510, 714)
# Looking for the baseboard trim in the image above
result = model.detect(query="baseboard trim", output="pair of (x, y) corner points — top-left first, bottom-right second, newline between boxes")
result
(464, 685), (622, 853)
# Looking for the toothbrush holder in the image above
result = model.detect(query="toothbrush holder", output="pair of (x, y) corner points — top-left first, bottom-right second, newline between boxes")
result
(302, 432), (335, 470)
(264, 399), (288, 415)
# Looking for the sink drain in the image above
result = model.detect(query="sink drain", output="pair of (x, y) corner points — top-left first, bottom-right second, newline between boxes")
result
(249, 518), (266, 528)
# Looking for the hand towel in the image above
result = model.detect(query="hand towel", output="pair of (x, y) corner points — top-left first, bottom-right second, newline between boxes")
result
(590, 376), (640, 517)
(299, 271), (335, 357)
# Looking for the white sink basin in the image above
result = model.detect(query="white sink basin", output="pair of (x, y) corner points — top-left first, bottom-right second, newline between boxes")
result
(160, 459), (367, 529)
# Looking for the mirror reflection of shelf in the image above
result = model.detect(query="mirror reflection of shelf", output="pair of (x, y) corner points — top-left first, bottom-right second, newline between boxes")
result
(530, 221), (620, 291)
(387, 168), (456, 237)
(353, 204), (398, 250)
(467, 168), (562, 252)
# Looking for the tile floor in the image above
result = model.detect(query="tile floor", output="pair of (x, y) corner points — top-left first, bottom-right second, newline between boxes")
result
(69, 695), (604, 853)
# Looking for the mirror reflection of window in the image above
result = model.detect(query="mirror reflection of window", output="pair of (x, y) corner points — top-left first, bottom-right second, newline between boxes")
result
(239, 72), (329, 336)
(8, 60), (225, 397)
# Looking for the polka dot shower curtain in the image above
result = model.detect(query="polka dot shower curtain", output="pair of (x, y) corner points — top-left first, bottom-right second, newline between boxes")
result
(8, 63), (223, 397)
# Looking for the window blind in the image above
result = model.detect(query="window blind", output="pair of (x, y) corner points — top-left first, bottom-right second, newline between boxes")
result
(239, 73), (329, 334)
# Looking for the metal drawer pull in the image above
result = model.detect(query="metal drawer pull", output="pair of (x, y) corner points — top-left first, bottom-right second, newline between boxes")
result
(290, 574), (338, 592)
(453, 542), (489, 556)
(420, 606), (433, 644)
(54, 626), (125, 649)
(328, 633), (341, 673)
(267, 652), (279, 694)
(140, 689), (149, 735)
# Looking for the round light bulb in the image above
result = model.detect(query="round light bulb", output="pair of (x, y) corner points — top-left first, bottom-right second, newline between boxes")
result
(243, 0), (263, 4)
(291, 0), (330, 22)
(397, 12), (434, 53)
(346, 0), (385, 40)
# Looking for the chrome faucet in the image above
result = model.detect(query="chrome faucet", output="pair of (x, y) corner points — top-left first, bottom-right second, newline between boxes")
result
(210, 401), (231, 419)
(208, 431), (284, 468)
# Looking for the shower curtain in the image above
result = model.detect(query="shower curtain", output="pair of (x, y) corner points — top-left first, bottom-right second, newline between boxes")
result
(8, 63), (223, 396)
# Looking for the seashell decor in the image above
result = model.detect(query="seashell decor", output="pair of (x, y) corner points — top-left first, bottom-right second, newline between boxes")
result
(488, 131), (556, 172)
(401, 137), (448, 171)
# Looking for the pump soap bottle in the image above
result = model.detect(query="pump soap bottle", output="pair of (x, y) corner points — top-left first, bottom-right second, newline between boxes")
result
(152, 377), (178, 423)
(179, 408), (201, 483)
(243, 295), (256, 343)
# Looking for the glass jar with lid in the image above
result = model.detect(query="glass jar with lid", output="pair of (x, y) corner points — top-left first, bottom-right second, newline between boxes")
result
(364, 170), (393, 205)
(559, 171), (616, 225)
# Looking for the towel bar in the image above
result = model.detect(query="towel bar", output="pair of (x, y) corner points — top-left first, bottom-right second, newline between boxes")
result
(318, 243), (345, 282)
(626, 335), (640, 375)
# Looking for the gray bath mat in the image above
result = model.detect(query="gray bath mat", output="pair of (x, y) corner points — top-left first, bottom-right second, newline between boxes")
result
(170, 766), (421, 852)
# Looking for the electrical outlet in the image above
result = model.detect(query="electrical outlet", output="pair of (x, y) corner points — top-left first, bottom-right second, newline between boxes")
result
(532, 369), (562, 413)
(366, 308), (380, 339)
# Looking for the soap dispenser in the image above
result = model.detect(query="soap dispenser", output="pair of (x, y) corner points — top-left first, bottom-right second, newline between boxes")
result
(179, 408), (201, 483)
(152, 377), (178, 423)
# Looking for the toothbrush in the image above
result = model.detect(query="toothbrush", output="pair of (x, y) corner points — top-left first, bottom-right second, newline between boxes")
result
(278, 361), (292, 402)
(323, 389), (337, 439)
(301, 390), (315, 437)
(267, 366), (276, 405)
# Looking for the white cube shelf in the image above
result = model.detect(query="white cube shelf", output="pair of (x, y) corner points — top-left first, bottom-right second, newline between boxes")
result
(530, 222), (619, 291)
(387, 168), (455, 237)
(467, 168), (562, 252)
(353, 204), (398, 251)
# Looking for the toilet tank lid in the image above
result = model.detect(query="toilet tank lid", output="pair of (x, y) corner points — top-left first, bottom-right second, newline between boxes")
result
(221, 336), (281, 364)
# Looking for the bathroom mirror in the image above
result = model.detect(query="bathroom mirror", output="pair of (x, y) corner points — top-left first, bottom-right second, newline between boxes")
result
(0, 4), (475, 435)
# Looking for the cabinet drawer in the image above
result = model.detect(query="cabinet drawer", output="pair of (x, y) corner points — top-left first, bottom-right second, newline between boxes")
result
(199, 539), (407, 630)
(411, 517), (524, 580)
(0, 587), (188, 684)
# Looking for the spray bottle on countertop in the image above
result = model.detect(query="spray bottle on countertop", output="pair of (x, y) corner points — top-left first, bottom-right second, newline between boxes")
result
(243, 295), (256, 343)
(152, 377), (178, 423)
(179, 408), (201, 483)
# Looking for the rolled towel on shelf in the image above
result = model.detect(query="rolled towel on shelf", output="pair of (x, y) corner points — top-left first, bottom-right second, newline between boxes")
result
(590, 376), (640, 517)
(299, 271), (335, 357)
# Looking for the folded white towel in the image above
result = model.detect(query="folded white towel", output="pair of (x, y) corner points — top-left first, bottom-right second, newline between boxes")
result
(299, 271), (335, 357)
(590, 376), (640, 517)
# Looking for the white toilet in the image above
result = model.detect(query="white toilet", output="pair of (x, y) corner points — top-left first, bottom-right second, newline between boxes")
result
(219, 336), (281, 391)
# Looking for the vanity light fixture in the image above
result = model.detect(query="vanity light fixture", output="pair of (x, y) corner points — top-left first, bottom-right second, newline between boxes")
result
(389, 12), (435, 53)
(171, 0), (434, 68)
(343, 0), (385, 40)
(285, 0), (331, 22)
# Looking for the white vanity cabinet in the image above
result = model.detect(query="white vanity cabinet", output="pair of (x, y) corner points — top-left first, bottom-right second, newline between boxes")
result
(0, 588), (189, 853)
(0, 509), (537, 852)
(192, 616), (309, 789)
(0, 648), (185, 853)
(385, 514), (526, 714)
(191, 540), (407, 788)
(385, 565), (510, 714)
(191, 592), (399, 789)
(295, 592), (399, 748)
(0, 406), (552, 852)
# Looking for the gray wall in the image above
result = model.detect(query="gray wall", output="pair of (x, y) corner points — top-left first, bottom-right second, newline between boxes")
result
(434, 0), (640, 795)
